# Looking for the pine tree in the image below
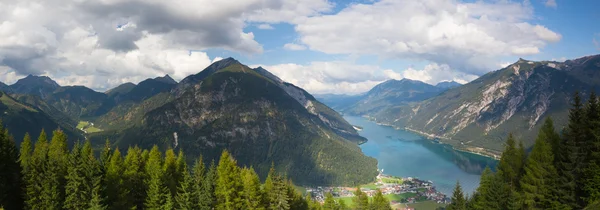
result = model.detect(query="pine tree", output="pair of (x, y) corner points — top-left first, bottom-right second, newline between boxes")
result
(19, 133), (32, 175)
(191, 157), (211, 210)
(473, 167), (503, 209)
(100, 139), (111, 170)
(447, 181), (466, 210)
(370, 189), (392, 210)
(496, 134), (524, 189)
(25, 130), (49, 209)
(175, 152), (195, 210)
(520, 128), (557, 210)
(145, 146), (170, 209)
(582, 91), (600, 206)
(337, 199), (348, 210)
(0, 123), (23, 210)
(45, 129), (69, 209)
(264, 164), (290, 210)
(352, 187), (369, 209)
(556, 91), (584, 209)
(241, 167), (265, 210)
(163, 148), (178, 197)
(285, 178), (307, 210)
(322, 192), (336, 210)
(105, 148), (128, 209)
(124, 146), (147, 210)
(203, 161), (217, 209)
(215, 150), (244, 210)
(64, 142), (90, 209)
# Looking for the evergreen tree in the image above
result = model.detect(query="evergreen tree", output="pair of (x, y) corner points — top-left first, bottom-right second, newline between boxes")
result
(582, 91), (600, 205)
(370, 189), (391, 210)
(215, 150), (244, 210)
(447, 181), (466, 210)
(203, 161), (217, 209)
(322, 192), (336, 210)
(337, 199), (348, 210)
(556, 91), (584, 209)
(352, 187), (369, 209)
(496, 134), (524, 189)
(191, 157), (211, 210)
(145, 146), (170, 209)
(105, 148), (128, 209)
(25, 130), (49, 209)
(100, 139), (111, 170)
(19, 133), (32, 175)
(64, 142), (90, 209)
(45, 129), (69, 209)
(241, 167), (264, 210)
(0, 123), (23, 210)
(163, 148), (178, 197)
(520, 128), (557, 210)
(472, 167), (503, 209)
(285, 179), (307, 210)
(174, 151), (195, 210)
(123, 146), (147, 210)
(264, 164), (290, 210)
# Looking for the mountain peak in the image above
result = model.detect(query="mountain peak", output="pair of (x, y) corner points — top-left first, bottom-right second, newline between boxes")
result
(154, 74), (177, 84)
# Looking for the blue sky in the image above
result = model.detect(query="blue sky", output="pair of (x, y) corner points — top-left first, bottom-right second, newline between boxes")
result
(0, 0), (598, 94)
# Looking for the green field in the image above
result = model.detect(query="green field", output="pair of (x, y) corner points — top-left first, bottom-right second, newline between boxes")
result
(77, 121), (102, 133)
(335, 192), (418, 206)
(381, 177), (403, 184)
(407, 200), (446, 210)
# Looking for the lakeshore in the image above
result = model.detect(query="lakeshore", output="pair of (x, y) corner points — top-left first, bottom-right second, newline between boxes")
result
(307, 171), (449, 208)
(361, 115), (501, 160)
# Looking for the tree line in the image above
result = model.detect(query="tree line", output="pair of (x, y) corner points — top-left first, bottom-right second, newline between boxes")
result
(446, 91), (600, 210)
(0, 122), (392, 209)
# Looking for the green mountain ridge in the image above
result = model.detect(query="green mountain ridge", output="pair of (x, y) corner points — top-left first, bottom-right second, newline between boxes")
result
(369, 55), (600, 154)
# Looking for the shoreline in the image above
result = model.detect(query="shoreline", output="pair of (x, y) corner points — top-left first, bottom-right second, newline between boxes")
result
(360, 115), (501, 160)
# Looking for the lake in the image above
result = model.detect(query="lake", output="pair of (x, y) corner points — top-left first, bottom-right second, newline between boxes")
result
(344, 115), (498, 196)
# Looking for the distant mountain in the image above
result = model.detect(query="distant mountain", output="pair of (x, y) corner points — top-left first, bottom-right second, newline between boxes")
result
(314, 93), (364, 111)
(153, 74), (177, 85)
(0, 81), (7, 91)
(0, 91), (81, 144)
(436, 81), (462, 89)
(91, 58), (377, 186)
(343, 78), (447, 115)
(105, 82), (136, 97)
(371, 55), (600, 154)
(9, 75), (60, 98)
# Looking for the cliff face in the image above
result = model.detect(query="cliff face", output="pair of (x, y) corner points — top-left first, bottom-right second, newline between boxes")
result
(372, 55), (600, 152)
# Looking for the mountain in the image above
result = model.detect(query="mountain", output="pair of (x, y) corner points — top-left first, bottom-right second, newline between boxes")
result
(0, 81), (7, 91)
(371, 55), (600, 155)
(344, 78), (447, 115)
(314, 93), (365, 111)
(153, 74), (177, 85)
(0, 91), (81, 143)
(436, 81), (462, 89)
(90, 58), (377, 186)
(9, 75), (60, 98)
(105, 82), (136, 97)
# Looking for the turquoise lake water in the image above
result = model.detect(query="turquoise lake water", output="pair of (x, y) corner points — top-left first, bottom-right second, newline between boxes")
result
(344, 116), (497, 196)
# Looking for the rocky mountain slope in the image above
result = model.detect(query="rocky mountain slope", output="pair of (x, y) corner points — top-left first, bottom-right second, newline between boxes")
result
(371, 55), (600, 155)
(88, 58), (376, 185)
(342, 79), (455, 115)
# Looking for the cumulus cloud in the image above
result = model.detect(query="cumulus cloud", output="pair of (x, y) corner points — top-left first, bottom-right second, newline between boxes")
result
(545, 0), (557, 8)
(283, 43), (307, 50)
(257, 24), (275, 30)
(0, 0), (331, 90)
(252, 62), (391, 94)
(293, 0), (561, 74)
(401, 63), (478, 85)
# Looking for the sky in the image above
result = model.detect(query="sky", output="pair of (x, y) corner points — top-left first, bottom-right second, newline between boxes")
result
(0, 0), (598, 95)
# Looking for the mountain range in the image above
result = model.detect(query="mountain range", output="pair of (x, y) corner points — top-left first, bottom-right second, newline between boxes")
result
(0, 58), (377, 186)
(358, 55), (600, 156)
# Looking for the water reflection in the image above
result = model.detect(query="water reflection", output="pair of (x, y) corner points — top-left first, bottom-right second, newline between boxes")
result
(344, 115), (498, 195)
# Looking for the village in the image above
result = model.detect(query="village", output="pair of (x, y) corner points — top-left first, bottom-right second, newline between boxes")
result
(306, 170), (449, 209)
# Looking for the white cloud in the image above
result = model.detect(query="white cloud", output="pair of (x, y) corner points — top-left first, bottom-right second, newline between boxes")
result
(283, 43), (307, 50)
(552, 57), (567, 62)
(293, 0), (561, 75)
(257, 24), (275, 30)
(401, 63), (478, 85)
(545, 0), (557, 8)
(0, 0), (331, 90)
(252, 62), (391, 94)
